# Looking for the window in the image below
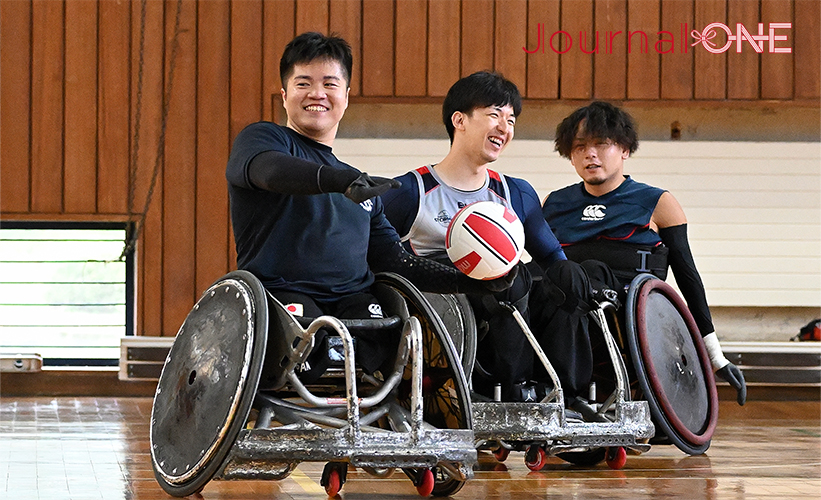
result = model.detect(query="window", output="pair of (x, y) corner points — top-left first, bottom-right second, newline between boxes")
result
(0, 222), (133, 367)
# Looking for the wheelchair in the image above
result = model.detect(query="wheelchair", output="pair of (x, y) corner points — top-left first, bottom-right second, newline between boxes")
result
(149, 270), (476, 497)
(426, 290), (654, 470)
(427, 272), (719, 468)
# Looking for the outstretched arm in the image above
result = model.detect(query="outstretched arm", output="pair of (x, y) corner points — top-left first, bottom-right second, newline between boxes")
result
(248, 151), (400, 203)
(654, 192), (746, 405)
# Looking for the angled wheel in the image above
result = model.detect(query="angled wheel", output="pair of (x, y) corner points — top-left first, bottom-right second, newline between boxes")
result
(150, 271), (268, 497)
(373, 273), (472, 430)
(422, 292), (477, 382)
(321, 462), (347, 497)
(625, 274), (719, 455)
(375, 274), (472, 496)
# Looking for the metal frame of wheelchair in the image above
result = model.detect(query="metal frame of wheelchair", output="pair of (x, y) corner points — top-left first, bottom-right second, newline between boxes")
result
(430, 272), (719, 470)
(149, 270), (476, 498)
(467, 298), (654, 470)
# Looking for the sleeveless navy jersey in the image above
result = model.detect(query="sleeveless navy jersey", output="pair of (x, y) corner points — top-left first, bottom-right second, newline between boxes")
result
(226, 122), (399, 300)
(542, 176), (665, 247)
(382, 165), (565, 266)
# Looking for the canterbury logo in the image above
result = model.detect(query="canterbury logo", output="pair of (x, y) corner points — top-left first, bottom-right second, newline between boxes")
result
(582, 204), (606, 221)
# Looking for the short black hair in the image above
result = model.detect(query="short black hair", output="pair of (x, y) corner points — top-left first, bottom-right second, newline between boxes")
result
(554, 101), (639, 158)
(279, 32), (353, 87)
(442, 71), (522, 143)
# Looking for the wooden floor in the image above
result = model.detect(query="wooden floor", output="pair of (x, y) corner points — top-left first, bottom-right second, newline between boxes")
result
(1, 397), (818, 500)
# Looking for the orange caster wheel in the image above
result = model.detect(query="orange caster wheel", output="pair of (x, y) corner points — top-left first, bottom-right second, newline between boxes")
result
(416, 468), (435, 497)
(321, 462), (347, 497)
(493, 445), (510, 462)
(525, 445), (548, 471)
(606, 447), (627, 470)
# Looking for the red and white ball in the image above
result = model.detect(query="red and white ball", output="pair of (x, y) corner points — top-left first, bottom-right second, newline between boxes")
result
(446, 201), (525, 280)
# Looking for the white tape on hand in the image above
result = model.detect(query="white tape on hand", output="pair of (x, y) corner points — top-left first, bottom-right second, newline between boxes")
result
(702, 332), (730, 371)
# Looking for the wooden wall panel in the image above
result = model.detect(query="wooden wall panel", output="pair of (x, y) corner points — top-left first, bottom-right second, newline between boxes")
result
(296, 0), (329, 35)
(131, 0), (167, 337)
(594, 0), (627, 100)
(0, 0), (31, 213)
(162, 0), (197, 335)
(1, 0), (816, 339)
(427, 0), (460, 96)
(98, 0), (130, 214)
(694, 0), (727, 99)
(329, 0), (361, 95)
(30, 0), (64, 214)
(361, 0), (394, 96)
(560, 0), (593, 99)
(196, 0), (231, 294)
(693, 0), (728, 99)
(626, 0), (660, 99)
(395, 0), (427, 96)
(660, 0), (693, 99)
(524, 0), (559, 99)
(794, 0), (820, 99)
(230, 0), (263, 135)
(64, 0), (98, 214)
(263, 1), (295, 118)
(460, 0), (494, 76)
(494, 0), (527, 89)
(761, 0), (794, 99)
(727, 0), (761, 99)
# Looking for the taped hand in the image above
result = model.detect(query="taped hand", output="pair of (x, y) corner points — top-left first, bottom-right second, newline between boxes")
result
(344, 173), (401, 203)
(716, 362), (747, 406)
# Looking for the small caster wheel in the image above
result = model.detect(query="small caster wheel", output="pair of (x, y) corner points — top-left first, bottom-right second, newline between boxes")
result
(606, 447), (627, 470)
(416, 468), (435, 497)
(493, 445), (510, 462)
(321, 462), (347, 497)
(525, 444), (548, 471)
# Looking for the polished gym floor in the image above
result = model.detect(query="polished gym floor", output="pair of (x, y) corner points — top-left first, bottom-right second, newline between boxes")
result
(0, 397), (818, 500)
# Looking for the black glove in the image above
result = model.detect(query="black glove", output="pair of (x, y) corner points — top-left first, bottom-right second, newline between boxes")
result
(457, 265), (519, 295)
(716, 362), (747, 406)
(344, 173), (401, 203)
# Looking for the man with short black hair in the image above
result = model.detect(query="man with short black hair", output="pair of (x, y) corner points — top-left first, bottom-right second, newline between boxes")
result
(226, 33), (513, 380)
(383, 72), (596, 403)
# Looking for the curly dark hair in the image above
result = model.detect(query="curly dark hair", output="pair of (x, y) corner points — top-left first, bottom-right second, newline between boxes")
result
(280, 32), (353, 87)
(554, 101), (638, 158)
(442, 71), (522, 143)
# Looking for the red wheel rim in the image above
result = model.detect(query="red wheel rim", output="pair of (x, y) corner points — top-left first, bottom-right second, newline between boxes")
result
(525, 446), (547, 471)
(635, 280), (718, 446)
(416, 468), (435, 497)
(606, 447), (627, 470)
(325, 469), (341, 497)
(493, 446), (510, 462)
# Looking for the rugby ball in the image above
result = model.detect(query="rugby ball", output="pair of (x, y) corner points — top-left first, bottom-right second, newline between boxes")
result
(446, 201), (525, 280)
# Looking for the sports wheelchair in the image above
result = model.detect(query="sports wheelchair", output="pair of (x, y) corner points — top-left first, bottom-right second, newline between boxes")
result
(149, 270), (475, 497)
(425, 272), (718, 469)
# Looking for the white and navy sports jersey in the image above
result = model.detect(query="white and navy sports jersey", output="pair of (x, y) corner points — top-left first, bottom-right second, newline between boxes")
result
(382, 165), (565, 266)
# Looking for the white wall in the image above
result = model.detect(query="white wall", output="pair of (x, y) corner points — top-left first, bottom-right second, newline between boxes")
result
(334, 139), (821, 309)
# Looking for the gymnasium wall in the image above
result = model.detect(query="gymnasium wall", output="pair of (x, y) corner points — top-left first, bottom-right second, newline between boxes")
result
(0, 0), (819, 339)
(334, 138), (821, 340)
